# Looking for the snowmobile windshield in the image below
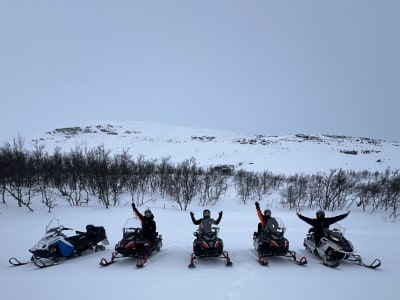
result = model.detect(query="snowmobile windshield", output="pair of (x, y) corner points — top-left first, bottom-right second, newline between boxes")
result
(45, 218), (60, 234)
(325, 224), (346, 240)
(123, 217), (140, 231)
(266, 217), (286, 234)
(122, 218), (143, 240)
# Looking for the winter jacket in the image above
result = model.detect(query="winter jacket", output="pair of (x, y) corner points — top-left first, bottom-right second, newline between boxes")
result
(297, 211), (349, 244)
(190, 213), (222, 233)
(132, 206), (157, 242)
(256, 206), (270, 228)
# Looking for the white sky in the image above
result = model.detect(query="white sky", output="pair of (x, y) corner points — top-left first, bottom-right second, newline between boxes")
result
(1, 0), (399, 143)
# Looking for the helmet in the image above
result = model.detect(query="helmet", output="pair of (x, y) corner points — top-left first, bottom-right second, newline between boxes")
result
(203, 209), (211, 218)
(316, 210), (325, 219)
(144, 209), (153, 218)
(264, 209), (271, 217)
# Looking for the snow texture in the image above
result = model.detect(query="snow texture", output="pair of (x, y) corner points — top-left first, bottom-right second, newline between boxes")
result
(1, 121), (398, 300)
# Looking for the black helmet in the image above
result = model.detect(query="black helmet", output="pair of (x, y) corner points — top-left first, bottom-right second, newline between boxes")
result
(316, 210), (325, 218)
(144, 209), (153, 218)
(203, 209), (211, 218)
(264, 209), (271, 217)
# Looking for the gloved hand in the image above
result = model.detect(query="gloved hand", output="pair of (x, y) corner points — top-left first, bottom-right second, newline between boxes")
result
(219, 211), (223, 217)
(255, 202), (260, 209)
(131, 202), (136, 209)
(190, 211), (194, 217)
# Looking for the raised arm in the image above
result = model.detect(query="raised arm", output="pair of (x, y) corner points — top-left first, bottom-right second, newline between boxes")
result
(132, 202), (143, 223)
(190, 212), (201, 225)
(296, 212), (315, 227)
(255, 202), (265, 227)
(215, 211), (223, 224)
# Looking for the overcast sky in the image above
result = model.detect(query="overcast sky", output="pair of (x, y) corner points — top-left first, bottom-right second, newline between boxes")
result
(1, 0), (399, 143)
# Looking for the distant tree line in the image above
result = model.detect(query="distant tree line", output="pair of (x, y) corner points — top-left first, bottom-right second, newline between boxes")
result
(1, 137), (400, 218)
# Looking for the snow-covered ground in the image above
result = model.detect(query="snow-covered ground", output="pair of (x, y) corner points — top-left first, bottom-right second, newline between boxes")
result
(1, 121), (399, 300)
(1, 200), (397, 300)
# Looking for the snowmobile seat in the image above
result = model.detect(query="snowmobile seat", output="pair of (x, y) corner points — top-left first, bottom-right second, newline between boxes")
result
(86, 225), (107, 242)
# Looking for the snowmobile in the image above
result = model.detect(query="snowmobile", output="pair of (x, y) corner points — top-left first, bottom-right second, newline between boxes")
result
(9, 218), (109, 268)
(99, 217), (163, 268)
(188, 226), (232, 268)
(253, 217), (307, 266)
(303, 224), (381, 268)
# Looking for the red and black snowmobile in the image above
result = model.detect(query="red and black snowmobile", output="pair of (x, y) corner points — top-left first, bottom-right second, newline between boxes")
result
(188, 226), (232, 268)
(253, 217), (307, 266)
(99, 217), (162, 268)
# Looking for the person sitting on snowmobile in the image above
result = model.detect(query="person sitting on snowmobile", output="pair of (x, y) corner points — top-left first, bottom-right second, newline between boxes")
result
(254, 201), (272, 238)
(131, 202), (157, 246)
(190, 209), (222, 235)
(296, 210), (350, 247)
(190, 209), (223, 255)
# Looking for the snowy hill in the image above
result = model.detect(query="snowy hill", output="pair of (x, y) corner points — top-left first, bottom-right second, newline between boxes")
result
(2, 121), (399, 300)
(26, 121), (400, 174)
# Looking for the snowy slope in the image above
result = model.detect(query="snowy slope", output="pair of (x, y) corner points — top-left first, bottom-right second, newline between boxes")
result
(1, 121), (399, 300)
(25, 121), (400, 174)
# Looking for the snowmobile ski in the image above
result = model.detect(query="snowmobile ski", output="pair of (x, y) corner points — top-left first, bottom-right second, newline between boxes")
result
(9, 257), (32, 267)
(99, 256), (116, 266)
(359, 258), (381, 269)
(345, 254), (381, 269)
(188, 250), (233, 268)
(33, 257), (58, 268)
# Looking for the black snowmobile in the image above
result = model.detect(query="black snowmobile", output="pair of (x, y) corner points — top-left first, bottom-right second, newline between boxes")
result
(9, 218), (109, 268)
(253, 217), (307, 265)
(100, 217), (163, 268)
(303, 225), (381, 268)
(188, 226), (232, 268)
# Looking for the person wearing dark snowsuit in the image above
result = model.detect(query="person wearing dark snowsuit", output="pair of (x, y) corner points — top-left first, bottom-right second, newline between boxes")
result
(190, 209), (223, 234)
(131, 202), (157, 247)
(254, 201), (272, 238)
(190, 209), (223, 254)
(254, 202), (273, 256)
(297, 210), (350, 247)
